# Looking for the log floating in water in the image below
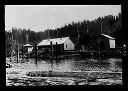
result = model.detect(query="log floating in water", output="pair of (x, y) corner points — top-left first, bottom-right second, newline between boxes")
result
(26, 71), (122, 80)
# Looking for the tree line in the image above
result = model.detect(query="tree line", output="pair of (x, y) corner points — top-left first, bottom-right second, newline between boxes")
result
(5, 13), (122, 53)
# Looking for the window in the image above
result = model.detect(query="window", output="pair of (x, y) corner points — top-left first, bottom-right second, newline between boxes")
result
(66, 44), (68, 48)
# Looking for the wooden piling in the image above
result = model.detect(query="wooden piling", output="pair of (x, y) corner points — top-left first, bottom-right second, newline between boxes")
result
(91, 52), (93, 59)
(106, 49), (109, 58)
(27, 47), (28, 59)
(35, 43), (37, 64)
(61, 44), (64, 54)
(50, 41), (53, 71)
(22, 45), (24, 61)
(98, 51), (100, 60)
(55, 42), (58, 60)
(16, 43), (19, 63)
(98, 39), (100, 60)
(10, 51), (12, 62)
(50, 41), (53, 56)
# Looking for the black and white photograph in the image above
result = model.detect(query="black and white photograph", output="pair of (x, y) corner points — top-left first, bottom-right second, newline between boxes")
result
(5, 5), (124, 86)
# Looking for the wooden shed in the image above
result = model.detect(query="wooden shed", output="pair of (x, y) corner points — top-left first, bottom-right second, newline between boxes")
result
(97, 34), (115, 51)
(24, 44), (33, 53)
(101, 34), (115, 48)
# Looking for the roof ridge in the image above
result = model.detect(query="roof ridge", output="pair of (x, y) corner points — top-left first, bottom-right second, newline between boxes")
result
(43, 37), (69, 40)
(101, 34), (115, 39)
(37, 37), (70, 46)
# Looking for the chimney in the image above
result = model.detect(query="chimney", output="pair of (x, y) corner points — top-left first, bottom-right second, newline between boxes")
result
(61, 37), (63, 39)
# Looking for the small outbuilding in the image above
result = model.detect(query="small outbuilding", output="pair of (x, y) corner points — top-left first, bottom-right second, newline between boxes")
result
(95, 34), (115, 51)
(101, 34), (115, 48)
(24, 44), (33, 53)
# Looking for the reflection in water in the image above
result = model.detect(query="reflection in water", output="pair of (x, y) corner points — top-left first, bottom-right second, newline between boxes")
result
(37, 59), (74, 72)
(16, 58), (122, 72)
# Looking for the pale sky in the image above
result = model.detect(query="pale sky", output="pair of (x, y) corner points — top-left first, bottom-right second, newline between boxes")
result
(5, 5), (121, 32)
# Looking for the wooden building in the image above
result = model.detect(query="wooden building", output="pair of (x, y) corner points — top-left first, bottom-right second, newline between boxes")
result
(101, 34), (115, 48)
(37, 37), (75, 54)
(97, 34), (115, 51)
(24, 44), (33, 53)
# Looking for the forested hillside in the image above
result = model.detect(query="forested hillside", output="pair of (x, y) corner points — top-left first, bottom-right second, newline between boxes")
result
(5, 13), (122, 52)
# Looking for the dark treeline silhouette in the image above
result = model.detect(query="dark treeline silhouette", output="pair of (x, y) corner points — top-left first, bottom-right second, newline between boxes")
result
(5, 13), (122, 52)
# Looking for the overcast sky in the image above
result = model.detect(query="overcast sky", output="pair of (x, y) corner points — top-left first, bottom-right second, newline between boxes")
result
(5, 5), (121, 32)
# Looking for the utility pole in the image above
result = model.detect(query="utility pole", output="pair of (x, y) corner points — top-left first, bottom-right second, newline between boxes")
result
(77, 22), (80, 52)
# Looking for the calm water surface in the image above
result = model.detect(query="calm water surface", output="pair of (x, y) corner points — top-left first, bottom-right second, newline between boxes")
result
(8, 58), (122, 72)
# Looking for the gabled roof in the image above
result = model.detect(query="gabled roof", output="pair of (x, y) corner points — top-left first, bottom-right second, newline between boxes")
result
(101, 34), (115, 39)
(37, 37), (69, 46)
(24, 44), (33, 47)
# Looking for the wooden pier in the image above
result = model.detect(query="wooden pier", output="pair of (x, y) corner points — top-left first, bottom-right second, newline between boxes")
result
(27, 48), (122, 61)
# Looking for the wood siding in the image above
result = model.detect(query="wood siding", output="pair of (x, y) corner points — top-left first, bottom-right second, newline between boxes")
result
(64, 39), (75, 50)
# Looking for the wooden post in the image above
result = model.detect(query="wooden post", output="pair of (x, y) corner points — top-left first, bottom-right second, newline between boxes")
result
(10, 51), (12, 62)
(50, 41), (53, 72)
(114, 50), (115, 58)
(26, 47), (28, 59)
(61, 44), (64, 54)
(91, 52), (93, 59)
(50, 41), (53, 56)
(10, 40), (14, 62)
(56, 42), (58, 60)
(99, 51), (100, 60)
(98, 39), (100, 60)
(17, 43), (19, 63)
(107, 47), (109, 58)
(123, 44), (126, 56)
(35, 43), (37, 64)
(10, 31), (13, 62)
(22, 45), (24, 61)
